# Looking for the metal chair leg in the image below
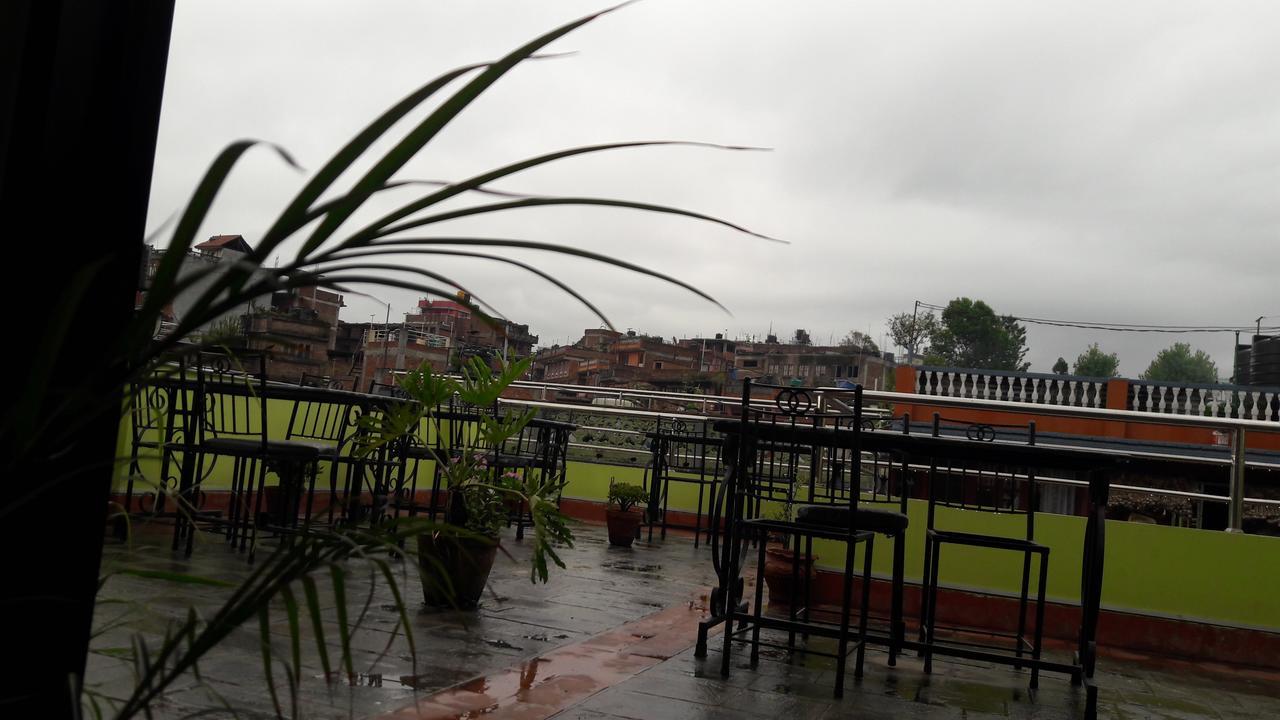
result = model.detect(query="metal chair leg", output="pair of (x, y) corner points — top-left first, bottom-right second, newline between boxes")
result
(750, 536), (766, 667)
(1016, 548), (1032, 669)
(855, 536), (874, 678)
(924, 538), (941, 674)
(917, 529), (935, 654)
(1031, 549), (1050, 690)
(833, 539), (857, 698)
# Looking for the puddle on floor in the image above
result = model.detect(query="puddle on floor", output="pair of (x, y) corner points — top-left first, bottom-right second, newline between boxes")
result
(916, 678), (1012, 715)
(397, 667), (478, 690)
(600, 560), (663, 574)
(484, 638), (524, 651)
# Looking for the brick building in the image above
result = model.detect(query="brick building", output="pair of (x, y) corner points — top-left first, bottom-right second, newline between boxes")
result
(405, 295), (539, 360)
(733, 339), (893, 389)
(532, 330), (719, 391)
(243, 286), (346, 386)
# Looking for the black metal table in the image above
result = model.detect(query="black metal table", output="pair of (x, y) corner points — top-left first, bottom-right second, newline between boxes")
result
(643, 428), (724, 546)
(858, 428), (1116, 718)
(700, 421), (1120, 720)
(146, 377), (393, 546)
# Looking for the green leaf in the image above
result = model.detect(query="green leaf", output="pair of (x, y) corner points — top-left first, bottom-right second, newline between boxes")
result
(373, 196), (780, 245)
(320, 236), (730, 312)
(258, 607), (283, 718)
(279, 586), (302, 690)
(321, 247), (614, 328)
(299, 4), (626, 255)
(330, 564), (355, 680)
(114, 569), (236, 588)
(299, 576), (332, 679)
(345, 140), (770, 242)
(256, 62), (492, 259)
(143, 140), (300, 325)
(371, 558), (417, 670)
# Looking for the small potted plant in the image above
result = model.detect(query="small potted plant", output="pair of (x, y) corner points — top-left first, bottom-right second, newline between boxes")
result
(605, 481), (648, 547)
(761, 501), (817, 607)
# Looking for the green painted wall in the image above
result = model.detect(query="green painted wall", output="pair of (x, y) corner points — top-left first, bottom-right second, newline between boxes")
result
(562, 461), (1280, 631)
(118, 405), (1280, 631)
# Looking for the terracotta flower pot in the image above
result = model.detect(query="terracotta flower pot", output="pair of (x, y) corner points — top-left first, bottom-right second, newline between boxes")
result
(417, 532), (499, 609)
(762, 545), (816, 607)
(606, 507), (644, 547)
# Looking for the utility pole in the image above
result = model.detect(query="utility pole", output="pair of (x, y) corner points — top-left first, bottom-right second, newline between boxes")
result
(908, 299), (921, 363)
(1233, 330), (1240, 383)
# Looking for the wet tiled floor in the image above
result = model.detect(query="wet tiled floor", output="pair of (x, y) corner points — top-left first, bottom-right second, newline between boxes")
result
(90, 522), (1280, 719)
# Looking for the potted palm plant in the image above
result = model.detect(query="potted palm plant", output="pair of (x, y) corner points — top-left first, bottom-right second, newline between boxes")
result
(605, 481), (648, 547)
(368, 356), (572, 608)
(50, 7), (770, 715)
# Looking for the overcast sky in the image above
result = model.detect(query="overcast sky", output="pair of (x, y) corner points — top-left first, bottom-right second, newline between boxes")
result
(148, 0), (1279, 378)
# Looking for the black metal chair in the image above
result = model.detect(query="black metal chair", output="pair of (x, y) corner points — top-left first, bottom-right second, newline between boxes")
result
(716, 379), (875, 698)
(918, 413), (1051, 688)
(177, 350), (322, 561)
(642, 418), (724, 546)
(119, 354), (207, 537)
(300, 371), (350, 391)
(281, 381), (376, 529)
(395, 400), (487, 522)
(493, 415), (574, 540)
(785, 411), (911, 666)
(122, 360), (182, 520)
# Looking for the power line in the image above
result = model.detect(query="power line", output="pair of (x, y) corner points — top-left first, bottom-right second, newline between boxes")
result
(916, 302), (1280, 334)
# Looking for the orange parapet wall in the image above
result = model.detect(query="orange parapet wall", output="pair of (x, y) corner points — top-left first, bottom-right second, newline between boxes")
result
(891, 366), (1280, 451)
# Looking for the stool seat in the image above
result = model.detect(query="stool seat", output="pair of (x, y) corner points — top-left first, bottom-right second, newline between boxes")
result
(796, 504), (909, 535)
(202, 437), (322, 460)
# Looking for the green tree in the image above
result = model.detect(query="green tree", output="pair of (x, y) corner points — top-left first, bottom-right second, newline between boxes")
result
(839, 330), (879, 353)
(926, 298), (1029, 371)
(1140, 343), (1218, 383)
(1073, 343), (1120, 378)
(1052, 357), (1069, 374)
(887, 311), (938, 360)
(792, 328), (812, 345)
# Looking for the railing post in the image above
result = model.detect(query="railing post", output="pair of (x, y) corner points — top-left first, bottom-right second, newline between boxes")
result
(1227, 427), (1247, 533)
(812, 391), (827, 482)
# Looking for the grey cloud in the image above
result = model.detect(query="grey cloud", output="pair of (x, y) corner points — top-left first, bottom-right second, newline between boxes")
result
(148, 0), (1279, 379)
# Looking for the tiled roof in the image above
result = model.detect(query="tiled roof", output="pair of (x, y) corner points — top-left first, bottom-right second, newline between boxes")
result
(194, 234), (253, 253)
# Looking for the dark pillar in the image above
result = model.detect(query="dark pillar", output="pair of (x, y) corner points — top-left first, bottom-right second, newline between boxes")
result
(0, 1), (174, 715)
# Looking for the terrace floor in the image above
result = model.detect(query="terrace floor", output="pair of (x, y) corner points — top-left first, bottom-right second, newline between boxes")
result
(90, 522), (1280, 719)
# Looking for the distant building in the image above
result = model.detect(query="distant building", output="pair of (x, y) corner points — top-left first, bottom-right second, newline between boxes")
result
(733, 340), (892, 390)
(340, 293), (540, 389)
(405, 295), (539, 362)
(532, 329), (720, 392)
(352, 323), (450, 392)
(138, 234), (265, 337)
(678, 334), (737, 373)
(140, 235), (352, 385)
(239, 285), (345, 385)
(532, 344), (612, 384)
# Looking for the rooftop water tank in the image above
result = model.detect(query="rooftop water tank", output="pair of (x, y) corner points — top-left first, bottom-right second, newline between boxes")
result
(1249, 335), (1280, 386)
(1234, 344), (1252, 385)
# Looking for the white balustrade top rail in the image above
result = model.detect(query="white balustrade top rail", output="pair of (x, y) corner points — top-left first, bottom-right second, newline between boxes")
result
(912, 366), (1279, 423)
(1128, 380), (1280, 422)
(915, 366), (1110, 409)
